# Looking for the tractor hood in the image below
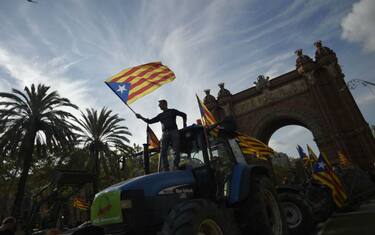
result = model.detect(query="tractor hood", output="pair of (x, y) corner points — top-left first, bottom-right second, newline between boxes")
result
(91, 170), (195, 226)
(98, 170), (195, 197)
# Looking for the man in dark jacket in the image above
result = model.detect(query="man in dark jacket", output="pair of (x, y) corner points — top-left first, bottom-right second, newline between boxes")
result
(136, 100), (187, 171)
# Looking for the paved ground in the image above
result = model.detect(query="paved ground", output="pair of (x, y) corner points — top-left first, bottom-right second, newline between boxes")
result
(319, 198), (375, 235)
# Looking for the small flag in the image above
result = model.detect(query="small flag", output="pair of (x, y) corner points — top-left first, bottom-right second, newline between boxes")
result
(307, 144), (318, 165)
(337, 151), (352, 168)
(105, 62), (176, 104)
(73, 197), (89, 210)
(196, 95), (219, 135)
(297, 145), (310, 167)
(312, 154), (348, 207)
(147, 126), (160, 150)
(236, 132), (274, 159)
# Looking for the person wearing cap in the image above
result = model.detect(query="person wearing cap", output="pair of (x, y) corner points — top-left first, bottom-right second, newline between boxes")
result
(136, 100), (187, 171)
(0, 217), (17, 235)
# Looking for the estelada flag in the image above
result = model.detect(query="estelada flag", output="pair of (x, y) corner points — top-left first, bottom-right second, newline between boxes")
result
(147, 126), (160, 149)
(105, 62), (176, 104)
(307, 144), (318, 165)
(196, 95), (217, 127)
(196, 95), (219, 136)
(297, 145), (310, 168)
(312, 154), (348, 207)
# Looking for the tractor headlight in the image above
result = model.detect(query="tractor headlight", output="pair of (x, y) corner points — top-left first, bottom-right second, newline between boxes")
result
(120, 199), (132, 209)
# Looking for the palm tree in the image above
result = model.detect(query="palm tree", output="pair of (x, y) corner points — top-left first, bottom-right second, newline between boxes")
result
(0, 84), (78, 217)
(75, 107), (131, 193)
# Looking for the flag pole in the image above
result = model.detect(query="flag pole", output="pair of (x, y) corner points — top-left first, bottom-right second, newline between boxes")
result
(124, 102), (137, 115)
(104, 81), (138, 115)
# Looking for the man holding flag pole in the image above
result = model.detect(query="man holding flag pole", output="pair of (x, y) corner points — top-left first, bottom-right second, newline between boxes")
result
(136, 100), (187, 171)
(105, 62), (186, 171)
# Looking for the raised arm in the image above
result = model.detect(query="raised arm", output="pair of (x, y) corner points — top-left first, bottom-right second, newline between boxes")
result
(175, 110), (187, 128)
(135, 113), (160, 124)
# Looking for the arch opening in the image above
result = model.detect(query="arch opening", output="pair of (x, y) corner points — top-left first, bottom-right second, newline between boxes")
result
(268, 125), (319, 158)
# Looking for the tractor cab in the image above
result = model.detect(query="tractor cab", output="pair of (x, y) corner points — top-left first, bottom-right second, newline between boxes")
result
(90, 124), (288, 235)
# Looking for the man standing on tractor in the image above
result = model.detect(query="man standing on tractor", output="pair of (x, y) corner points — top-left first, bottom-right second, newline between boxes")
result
(136, 100), (187, 171)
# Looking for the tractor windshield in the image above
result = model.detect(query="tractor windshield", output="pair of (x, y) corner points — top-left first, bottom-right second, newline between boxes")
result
(177, 126), (209, 169)
(208, 138), (235, 171)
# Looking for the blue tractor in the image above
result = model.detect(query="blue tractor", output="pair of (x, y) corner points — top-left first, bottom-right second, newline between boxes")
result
(90, 125), (289, 235)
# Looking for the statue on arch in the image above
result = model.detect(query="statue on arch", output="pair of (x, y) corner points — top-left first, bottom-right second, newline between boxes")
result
(295, 49), (313, 69)
(203, 89), (217, 106)
(217, 83), (231, 99)
(314, 40), (336, 61)
(254, 75), (270, 91)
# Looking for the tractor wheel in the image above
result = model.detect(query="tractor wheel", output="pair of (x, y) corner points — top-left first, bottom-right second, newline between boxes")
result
(237, 175), (289, 235)
(161, 199), (239, 235)
(278, 192), (313, 235)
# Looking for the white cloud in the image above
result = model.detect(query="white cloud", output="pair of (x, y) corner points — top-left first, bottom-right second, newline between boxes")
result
(341, 0), (375, 52)
(269, 125), (319, 158)
(1, 0), (374, 153)
(354, 88), (375, 106)
(0, 47), (94, 115)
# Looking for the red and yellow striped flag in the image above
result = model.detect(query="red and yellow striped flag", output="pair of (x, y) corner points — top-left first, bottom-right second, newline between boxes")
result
(196, 95), (219, 136)
(105, 62), (176, 104)
(307, 144), (318, 165)
(312, 154), (348, 207)
(73, 197), (89, 210)
(236, 132), (274, 160)
(337, 151), (352, 168)
(147, 126), (160, 150)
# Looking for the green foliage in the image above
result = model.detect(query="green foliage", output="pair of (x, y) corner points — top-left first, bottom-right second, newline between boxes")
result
(0, 84), (79, 216)
(75, 107), (132, 192)
(0, 84), (145, 223)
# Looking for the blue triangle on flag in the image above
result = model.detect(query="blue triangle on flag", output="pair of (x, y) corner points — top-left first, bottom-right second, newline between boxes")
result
(106, 82), (131, 103)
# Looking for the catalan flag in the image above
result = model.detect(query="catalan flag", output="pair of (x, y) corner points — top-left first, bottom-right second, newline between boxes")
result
(73, 197), (89, 210)
(312, 154), (348, 207)
(236, 133), (274, 160)
(196, 95), (219, 135)
(307, 144), (318, 165)
(105, 62), (176, 104)
(337, 151), (352, 168)
(147, 125), (160, 150)
(297, 145), (310, 168)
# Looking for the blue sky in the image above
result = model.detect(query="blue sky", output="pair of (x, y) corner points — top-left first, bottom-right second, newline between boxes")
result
(0, 0), (374, 158)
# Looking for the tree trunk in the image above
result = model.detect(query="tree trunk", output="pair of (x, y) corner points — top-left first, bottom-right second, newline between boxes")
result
(92, 150), (100, 194)
(12, 128), (36, 218)
(101, 156), (111, 182)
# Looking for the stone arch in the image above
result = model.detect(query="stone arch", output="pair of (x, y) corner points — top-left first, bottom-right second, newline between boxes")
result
(251, 109), (324, 145)
(207, 54), (375, 170)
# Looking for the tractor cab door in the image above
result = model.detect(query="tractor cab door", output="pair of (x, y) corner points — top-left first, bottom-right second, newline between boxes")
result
(208, 138), (237, 200)
(178, 126), (217, 198)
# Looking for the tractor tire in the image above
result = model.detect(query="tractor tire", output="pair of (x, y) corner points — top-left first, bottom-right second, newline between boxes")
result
(278, 192), (313, 235)
(161, 199), (239, 235)
(237, 175), (289, 235)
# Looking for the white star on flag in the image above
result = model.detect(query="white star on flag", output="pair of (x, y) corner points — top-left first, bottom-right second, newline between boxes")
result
(117, 85), (127, 94)
(318, 161), (325, 169)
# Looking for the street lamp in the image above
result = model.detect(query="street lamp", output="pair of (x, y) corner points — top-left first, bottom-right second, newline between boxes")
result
(346, 79), (375, 90)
